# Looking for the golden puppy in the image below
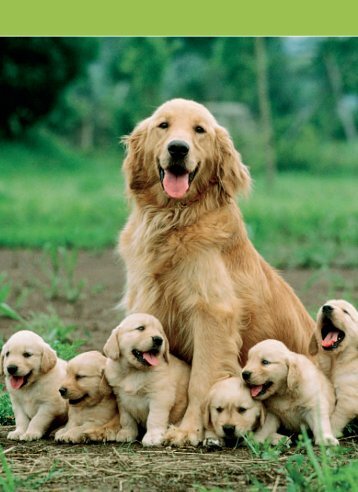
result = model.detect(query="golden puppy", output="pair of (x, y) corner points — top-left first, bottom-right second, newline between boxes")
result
(55, 351), (120, 443)
(119, 98), (315, 445)
(0, 330), (67, 441)
(104, 313), (190, 447)
(310, 299), (358, 436)
(242, 339), (338, 445)
(203, 376), (265, 447)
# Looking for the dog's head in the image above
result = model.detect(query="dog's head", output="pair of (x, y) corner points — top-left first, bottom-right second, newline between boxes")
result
(58, 351), (111, 407)
(242, 340), (298, 400)
(103, 313), (169, 369)
(310, 299), (358, 356)
(203, 377), (265, 440)
(122, 98), (251, 205)
(0, 330), (57, 390)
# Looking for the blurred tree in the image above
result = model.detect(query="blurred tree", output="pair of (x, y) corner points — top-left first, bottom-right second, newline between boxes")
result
(0, 38), (98, 138)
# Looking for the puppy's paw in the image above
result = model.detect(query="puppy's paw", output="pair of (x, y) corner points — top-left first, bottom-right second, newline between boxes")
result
(115, 429), (137, 443)
(270, 433), (291, 446)
(142, 430), (165, 447)
(203, 437), (224, 449)
(7, 429), (24, 440)
(20, 430), (43, 441)
(317, 434), (339, 447)
(164, 425), (202, 447)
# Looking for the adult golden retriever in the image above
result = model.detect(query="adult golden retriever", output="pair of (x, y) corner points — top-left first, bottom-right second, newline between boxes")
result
(0, 330), (68, 440)
(55, 351), (120, 443)
(104, 313), (190, 446)
(242, 339), (338, 445)
(119, 98), (315, 445)
(310, 299), (358, 436)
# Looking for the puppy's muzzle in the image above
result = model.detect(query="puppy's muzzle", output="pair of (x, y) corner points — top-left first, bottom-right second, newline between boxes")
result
(223, 425), (236, 437)
(59, 387), (68, 397)
(7, 365), (18, 375)
(242, 370), (251, 382)
(152, 336), (163, 348)
(322, 305), (334, 316)
(168, 140), (189, 160)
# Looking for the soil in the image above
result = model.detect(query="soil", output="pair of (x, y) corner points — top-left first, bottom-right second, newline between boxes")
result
(0, 249), (357, 490)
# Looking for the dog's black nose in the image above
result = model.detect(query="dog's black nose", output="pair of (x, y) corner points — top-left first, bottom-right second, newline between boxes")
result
(222, 425), (235, 437)
(242, 370), (251, 381)
(7, 365), (18, 375)
(322, 305), (334, 315)
(152, 336), (163, 347)
(168, 140), (189, 159)
(59, 387), (67, 397)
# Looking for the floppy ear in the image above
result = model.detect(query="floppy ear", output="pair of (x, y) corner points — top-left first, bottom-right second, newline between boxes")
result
(202, 396), (212, 430)
(309, 333), (319, 356)
(163, 335), (170, 364)
(103, 328), (121, 360)
(214, 125), (251, 197)
(0, 345), (5, 376)
(98, 369), (112, 397)
(259, 404), (266, 428)
(122, 117), (151, 193)
(286, 358), (299, 391)
(41, 344), (57, 374)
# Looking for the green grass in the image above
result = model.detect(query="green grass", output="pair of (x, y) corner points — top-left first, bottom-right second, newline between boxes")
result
(0, 130), (357, 267)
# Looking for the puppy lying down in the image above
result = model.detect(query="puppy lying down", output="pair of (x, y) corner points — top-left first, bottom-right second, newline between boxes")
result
(311, 299), (358, 436)
(104, 313), (190, 446)
(242, 339), (338, 446)
(1, 330), (67, 440)
(55, 351), (120, 443)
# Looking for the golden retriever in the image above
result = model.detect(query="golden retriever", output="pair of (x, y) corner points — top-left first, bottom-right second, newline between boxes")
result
(119, 98), (315, 445)
(310, 299), (358, 436)
(55, 351), (120, 443)
(104, 313), (190, 446)
(0, 330), (67, 440)
(242, 339), (338, 445)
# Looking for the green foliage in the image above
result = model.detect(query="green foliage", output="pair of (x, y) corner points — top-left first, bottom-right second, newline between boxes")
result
(0, 275), (24, 322)
(0, 448), (16, 492)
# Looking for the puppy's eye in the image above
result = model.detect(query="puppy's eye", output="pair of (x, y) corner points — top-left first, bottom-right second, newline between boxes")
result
(5, 351), (10, 357)
(23, 352), (32, 358)
(158, 122), (169, 129)
(75, 375), (84, 380)
(262, 359), (270, 365)
(216, 407), (223, 413)
(238, 407), (247, 414)
(343, 309), (349, 315)
(136, 325), (145, 332)
(194, 125), (205, 134)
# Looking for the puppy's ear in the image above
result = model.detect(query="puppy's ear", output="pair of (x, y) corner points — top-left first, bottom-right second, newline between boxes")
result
(214, 125), (251, 198)
(103, 329), (121, 360)
(286, 358), (299, 391)
(41, 344), (57, 374)
(259, 404), (266, 429)
(122, 117), (151, 193)
(309, 333), (319, 356)
(202, 397), (212, 430)
(98, 370), (112, 397)
(0, 345), (5, 376)
(163, 336), (170, 364)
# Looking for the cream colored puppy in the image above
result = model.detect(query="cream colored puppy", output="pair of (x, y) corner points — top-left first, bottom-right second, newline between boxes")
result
(310, 300), (358, 436)
(242, 339), (338, 446)
(55, 351), (120, 443)
(0, 330), (67, 441)
(203, 376), (266, 447)
(104, 313), (190, 447)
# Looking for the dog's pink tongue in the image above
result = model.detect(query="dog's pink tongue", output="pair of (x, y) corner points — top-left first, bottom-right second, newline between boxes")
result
(163, 171), (189, 199)
(10, 376), (25, 390)
(143, 352), (159, 366)
(322, 331), (339, 348)
(250, 385), (263, 398)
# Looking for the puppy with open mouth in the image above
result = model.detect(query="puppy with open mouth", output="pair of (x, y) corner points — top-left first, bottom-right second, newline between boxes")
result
(242, 339), (338, 446)
(55, 351), (120, 443)
(104, 313), (190, 447)
(0, 330), (68, 441)
(310, 300), (358, 436)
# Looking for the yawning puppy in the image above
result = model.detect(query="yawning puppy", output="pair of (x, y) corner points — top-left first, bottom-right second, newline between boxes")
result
(104, 313), (190, 446)
(55, 351), (120, 443)
(310, 300), (358, 436)
(242, 339), (338, 446)
(203, 377), (266, 447)
(0, 330), (67, 440)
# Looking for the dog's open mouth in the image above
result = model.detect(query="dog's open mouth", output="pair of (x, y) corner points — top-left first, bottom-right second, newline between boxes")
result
(248, 381), (273, 398)
(132, 348), (160, 367)
(159, 164), (198, 199)
(321, 317), (345, 350)
(69, 394), (88, 405)
(9, 371), (32, 390)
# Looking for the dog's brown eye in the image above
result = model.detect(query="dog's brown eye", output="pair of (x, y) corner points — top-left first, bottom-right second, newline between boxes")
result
(75, 374), (84, 380)
(216, 407), (223, 413)
(23, 352), (32, 358)
(136, 325), (145, 332)
(262, 359), (270, 365)
(238, 407), (247, 414)
(194, 125), (205, 134)
(158, 122), (169, 129)
(5, 351), (10, 357)
(343, 309), (349, 315)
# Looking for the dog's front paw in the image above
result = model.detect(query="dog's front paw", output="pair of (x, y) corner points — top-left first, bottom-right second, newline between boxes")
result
(270, 433), (291, 446)
(20, 430), (43, 441)
(115, 429), (137, 443)
(164, 425), (202, 447)
(7, 429), (24, 440)
(142, 430), (165, 447)
(203, 437), (224, 449)
(316, 434), (339, 447)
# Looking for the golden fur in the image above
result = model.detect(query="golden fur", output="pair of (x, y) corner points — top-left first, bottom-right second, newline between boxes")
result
(310, 299), (358, 436)
(104, 313), (190, 447)
(0, 330), (67, 441)
(55, 351), (120, 443)
(242, 339), (338, 445)
(119, 98), (315, 445)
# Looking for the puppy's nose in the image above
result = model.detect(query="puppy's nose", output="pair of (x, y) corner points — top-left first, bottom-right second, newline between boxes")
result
(322, 305), (333, 315)
(222, 425), (235, 437)
(59, 387), (67, 397)
(242, 370), (251, 381)
(7, 365), (18, 375)
(168, 140), (189, 159)
(152, 336), (163, 347)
